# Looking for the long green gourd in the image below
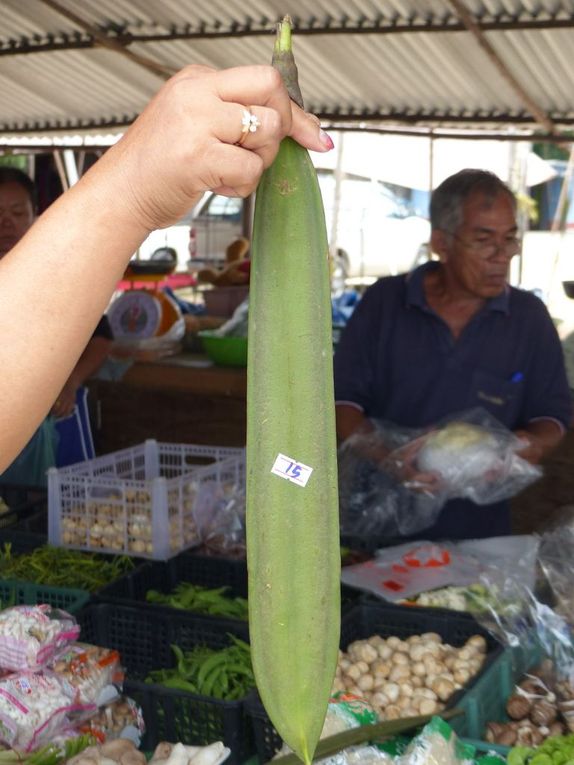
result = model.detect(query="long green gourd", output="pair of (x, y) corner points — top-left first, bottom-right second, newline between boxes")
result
(246, 16), (341, 765)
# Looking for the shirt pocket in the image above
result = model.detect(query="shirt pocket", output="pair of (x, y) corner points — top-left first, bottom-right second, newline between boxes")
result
(469, 368), (524, 427)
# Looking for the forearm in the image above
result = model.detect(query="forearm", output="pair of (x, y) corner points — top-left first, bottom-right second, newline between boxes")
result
(515, 419), (566, 464)
(0, 159), (147, 466)
(0, 64), (331, 470)
(68, 337), (113, 387)
(336, 404), (372, 444)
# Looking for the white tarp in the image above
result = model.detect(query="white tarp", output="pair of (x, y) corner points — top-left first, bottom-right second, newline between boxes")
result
(313, 132), (557, 190)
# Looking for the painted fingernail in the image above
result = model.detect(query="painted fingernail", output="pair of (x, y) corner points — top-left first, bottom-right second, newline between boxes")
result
(319, 129), (334, 150)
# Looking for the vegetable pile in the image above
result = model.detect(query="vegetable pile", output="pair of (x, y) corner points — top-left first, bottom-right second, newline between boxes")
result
(332, 632), (488, 720)
(0, 734), (94, 765)
(400, 584), (493, 612)
(508, 733), (574, 765)
(486, 665), (569, 746)
(146, 583), (248, 620)
(66, 739), (229, 765)
(146, 636), (254, 700)
(60, 484), (200, 556)
(0, 544), (134, 591)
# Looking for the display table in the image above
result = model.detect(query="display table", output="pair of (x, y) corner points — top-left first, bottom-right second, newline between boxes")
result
(87, 354), (246, 452)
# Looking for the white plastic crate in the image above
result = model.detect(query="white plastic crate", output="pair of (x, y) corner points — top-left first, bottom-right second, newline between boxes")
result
(47, 440), (245, 560)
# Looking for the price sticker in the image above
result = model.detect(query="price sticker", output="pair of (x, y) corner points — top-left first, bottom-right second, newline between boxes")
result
(271, 453), (313, 487)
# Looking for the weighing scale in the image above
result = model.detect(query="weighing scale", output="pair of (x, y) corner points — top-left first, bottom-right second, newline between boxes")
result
(108, 261), (182, 343)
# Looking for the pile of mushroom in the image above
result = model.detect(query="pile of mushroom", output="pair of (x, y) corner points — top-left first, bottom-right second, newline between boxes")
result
(485, 670), (565, 746)
(332, 632), (487, 720)
(67, 740), (230, 765)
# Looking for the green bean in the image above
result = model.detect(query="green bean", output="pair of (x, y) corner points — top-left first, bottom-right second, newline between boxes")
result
(0, 544), (133, 590)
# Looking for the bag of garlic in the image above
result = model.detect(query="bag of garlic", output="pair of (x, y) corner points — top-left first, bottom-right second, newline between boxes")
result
(338, 407), (541, 542)
(0, 671), (90, 751)
(0, 605), (80, 672)
(272, 694), (385, 765)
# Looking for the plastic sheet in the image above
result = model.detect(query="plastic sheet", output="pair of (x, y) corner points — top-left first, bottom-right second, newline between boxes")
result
(338, 408), (542, 541)
(341, 536), (539, 603)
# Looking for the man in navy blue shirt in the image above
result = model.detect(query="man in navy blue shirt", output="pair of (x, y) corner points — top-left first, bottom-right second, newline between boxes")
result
(334, 169), (572, 540)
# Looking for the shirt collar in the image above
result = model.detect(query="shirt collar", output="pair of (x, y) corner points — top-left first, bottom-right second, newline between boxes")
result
(405, 261), (510, 315)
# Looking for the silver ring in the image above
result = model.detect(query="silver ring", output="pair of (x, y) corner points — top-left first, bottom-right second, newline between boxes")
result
(236, 108), (260, 146)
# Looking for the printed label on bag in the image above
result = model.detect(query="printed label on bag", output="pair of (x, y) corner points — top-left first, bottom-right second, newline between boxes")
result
(271, 454), (313, 487)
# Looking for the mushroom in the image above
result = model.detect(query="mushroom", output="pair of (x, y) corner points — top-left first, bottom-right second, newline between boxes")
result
(506, 693), (532, 720)
(530, 700), (557, 727)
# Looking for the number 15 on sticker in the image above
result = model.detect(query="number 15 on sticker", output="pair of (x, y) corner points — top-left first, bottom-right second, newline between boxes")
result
(271, 453), (313, 488)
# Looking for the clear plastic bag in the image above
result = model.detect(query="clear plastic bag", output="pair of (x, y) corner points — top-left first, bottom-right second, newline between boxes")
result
(0, 605), (80, 672)
(0, 672), (87, 751)
(49, 642), (124, 707)
(77, 696), (145, 746)
(338, 408), (542, 541)
(468, 525), (574, 732)
(537, 508), (574, 623)
(194, 484), (246, 558)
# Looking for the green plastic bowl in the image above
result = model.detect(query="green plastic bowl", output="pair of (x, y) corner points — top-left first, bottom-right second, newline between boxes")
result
(199, 331), (248, 367)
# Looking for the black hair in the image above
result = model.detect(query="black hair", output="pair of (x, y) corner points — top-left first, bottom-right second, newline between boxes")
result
(0, 167), (37, 212)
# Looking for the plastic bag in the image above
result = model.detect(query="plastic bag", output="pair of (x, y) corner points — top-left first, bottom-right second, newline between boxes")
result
(272, 693), (383, 765)
(338, 420), (439, 541)
(77, 696), (145, 746)
(467, 530), (574, 733)
(340, 535), (539, 603)
(338, 408), (542, 541)
(193, 479), (246, 558)
(0, 605), (80, 672)
(393, 717), (502, 765)
(49, 643), (124, 707)
(0, 672), (86, 751)
(213, 299), (248, 338)
(537, 508), (574, 623)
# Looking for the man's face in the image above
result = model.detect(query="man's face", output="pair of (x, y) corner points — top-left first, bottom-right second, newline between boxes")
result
(0, 181), (35, 258)
(439, 190), (519, 299)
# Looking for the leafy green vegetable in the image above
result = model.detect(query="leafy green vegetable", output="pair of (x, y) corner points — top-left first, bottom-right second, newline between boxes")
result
(0, 733), (94, 765)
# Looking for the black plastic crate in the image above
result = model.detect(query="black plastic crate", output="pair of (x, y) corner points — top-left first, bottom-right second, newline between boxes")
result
(0, 483), (47, 509)
(97, 551), (248, 608)
(0, 528), (47, 551)
(0, 484), (47, 536)
(247, 600), (501, 763)
(98, 550), (362, 620)
(77, 602), (254, 764)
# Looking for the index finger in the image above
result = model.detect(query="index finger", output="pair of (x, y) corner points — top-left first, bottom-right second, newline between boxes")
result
(213, 66), (293, 135)
(213, 65), (331, 154)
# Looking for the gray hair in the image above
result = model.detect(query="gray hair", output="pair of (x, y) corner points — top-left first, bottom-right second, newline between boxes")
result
(430, 169), (516, 232)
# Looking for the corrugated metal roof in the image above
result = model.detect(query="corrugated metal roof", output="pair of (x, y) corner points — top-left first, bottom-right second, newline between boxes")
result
(1, 0), (573, 136)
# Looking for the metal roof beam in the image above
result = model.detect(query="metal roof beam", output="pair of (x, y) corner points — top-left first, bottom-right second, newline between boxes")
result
(3, 109), (574, 137)
(2, 13), (574, 55)
(446, 0), (555, 134)
(37, 0), (174, 79)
